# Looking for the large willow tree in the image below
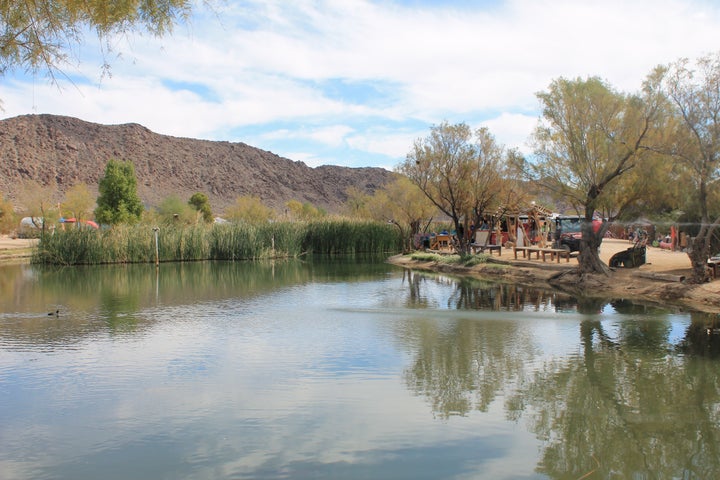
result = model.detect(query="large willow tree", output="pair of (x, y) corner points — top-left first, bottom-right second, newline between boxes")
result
(530, 76), (666, 275)
(661, 53), (720, 283)
(399, 122), (506, 254)
(1, 0), (193, 79)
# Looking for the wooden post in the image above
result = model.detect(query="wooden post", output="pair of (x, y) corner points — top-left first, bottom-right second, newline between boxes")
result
(153, 227), (159, 267)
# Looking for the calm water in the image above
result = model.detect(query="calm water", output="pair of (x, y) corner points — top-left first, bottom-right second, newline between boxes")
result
(1, 258), (719, 479)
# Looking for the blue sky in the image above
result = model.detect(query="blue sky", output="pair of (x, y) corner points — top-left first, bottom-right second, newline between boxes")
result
(3, 0), (720, 170)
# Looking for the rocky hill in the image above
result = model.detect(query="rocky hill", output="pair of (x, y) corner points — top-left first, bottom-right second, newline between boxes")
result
(0, 114), (396, 214)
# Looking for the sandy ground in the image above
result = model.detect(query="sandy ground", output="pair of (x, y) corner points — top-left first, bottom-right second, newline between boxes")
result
(505, 238), (693, 274)
(0, 235), (38, 260)
(393, 237), (720, 313)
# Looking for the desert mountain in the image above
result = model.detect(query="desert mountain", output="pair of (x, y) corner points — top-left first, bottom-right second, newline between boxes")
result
(0, 114), (396, 214)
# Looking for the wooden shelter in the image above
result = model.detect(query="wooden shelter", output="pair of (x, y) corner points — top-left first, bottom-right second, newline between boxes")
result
(475, 203), (553, 248)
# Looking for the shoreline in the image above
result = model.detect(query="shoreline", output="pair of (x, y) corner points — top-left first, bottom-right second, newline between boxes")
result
(0, 235), (37, 264)
(387, 239), (720, 314)
(3, 235), (719, 313)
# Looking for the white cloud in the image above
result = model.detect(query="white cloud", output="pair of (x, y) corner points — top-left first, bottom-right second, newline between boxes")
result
(346, 128), (422, 160)
(479, 112), (539, 155)
(3, 0), (720, 168)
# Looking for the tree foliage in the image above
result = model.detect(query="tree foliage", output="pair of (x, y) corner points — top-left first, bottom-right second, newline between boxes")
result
(157, 195), (196, 225)
(661, 53), (720, 282)
(0, 0), (193, 80)
(62, 182), (94, 221)
(594, 150), (678, 222)
(344, 186), (369, 218)
(18, 179), (58, 235)
(94, 159), (144, 225)
(188, 192), (213, 223)
(225, 195), (275, 224)
(0, 195), (15, 234)
(285, 200), (326, 221)
(363, 176), (437, 252)
(399, 122), (506, 253)
(530, 76), (665, 274)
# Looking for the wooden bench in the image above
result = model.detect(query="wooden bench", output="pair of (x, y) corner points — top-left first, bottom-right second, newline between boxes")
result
(514, 246), (576, 263)
(470, 243), (502, 256)
(513, 246), (541, 259)
(539, 248), (572, 263)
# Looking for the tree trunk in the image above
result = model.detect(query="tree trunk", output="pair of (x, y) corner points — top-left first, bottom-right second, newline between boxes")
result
(392, 221), (411, 254)
(577, 220), (610, 275)
(687, 227), (711, 284)
(452, 218), (469, 255)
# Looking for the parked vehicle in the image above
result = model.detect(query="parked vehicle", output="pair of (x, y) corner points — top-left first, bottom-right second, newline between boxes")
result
(553, 215), (602, 252)
(18, 217), (43, 238)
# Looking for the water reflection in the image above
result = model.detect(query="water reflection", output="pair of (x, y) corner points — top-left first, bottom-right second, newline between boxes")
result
(0, 258), (393, 348)
(399, 269), (619, 314)
(1, 260), (720, 479)
(398, 271), (720, 478)
(523, 314), (720, 479)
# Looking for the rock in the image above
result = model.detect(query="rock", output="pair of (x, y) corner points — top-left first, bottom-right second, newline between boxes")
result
(0, 114), (396, 213)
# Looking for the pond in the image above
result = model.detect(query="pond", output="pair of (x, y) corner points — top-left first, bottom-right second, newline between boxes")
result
(1, 258), (719, 479)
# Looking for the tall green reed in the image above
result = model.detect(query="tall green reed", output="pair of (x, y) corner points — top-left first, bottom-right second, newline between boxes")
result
(32, 219), (402, 265)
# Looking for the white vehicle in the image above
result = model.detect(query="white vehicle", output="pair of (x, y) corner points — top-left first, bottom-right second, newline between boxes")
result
(18, 217), (44, 238)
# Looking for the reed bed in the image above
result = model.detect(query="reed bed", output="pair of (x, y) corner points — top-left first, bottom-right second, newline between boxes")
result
(32, 219), (402, 265)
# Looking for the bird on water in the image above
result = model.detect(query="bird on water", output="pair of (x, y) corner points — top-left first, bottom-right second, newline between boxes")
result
(48, 309), (59, 316)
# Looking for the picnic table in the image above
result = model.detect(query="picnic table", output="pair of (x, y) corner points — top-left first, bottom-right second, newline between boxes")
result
(513, 246), (575, 263)
(470, 243), (502, 256)
(430, 234), (453, 252)
(513, 246), (541, 260)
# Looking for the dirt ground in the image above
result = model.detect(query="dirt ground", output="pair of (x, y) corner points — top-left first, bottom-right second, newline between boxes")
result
(391, 238), (720, 313)
(597, 238), (691, 272)
(0, 235), (38, 261)
(595, 239), (720, 313)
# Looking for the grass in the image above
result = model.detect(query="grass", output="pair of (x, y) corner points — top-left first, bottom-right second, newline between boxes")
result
(408, 251), (509, 270)
(32, 219), (403, 265)
(409, 251), (491, 264)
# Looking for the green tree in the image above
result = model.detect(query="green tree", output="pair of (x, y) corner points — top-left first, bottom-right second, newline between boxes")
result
(1, 1), (193, 81)
(94, 160), (144, 225)
(530, 76), (665, 274)
(399, 122), (506, 254)
(661, 53), (720, 282)
(225, 195), (275, 224)
(188, 192), (213, 223)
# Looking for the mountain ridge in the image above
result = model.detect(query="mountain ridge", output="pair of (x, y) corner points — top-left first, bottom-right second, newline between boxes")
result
(0, 114), (396, 214)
